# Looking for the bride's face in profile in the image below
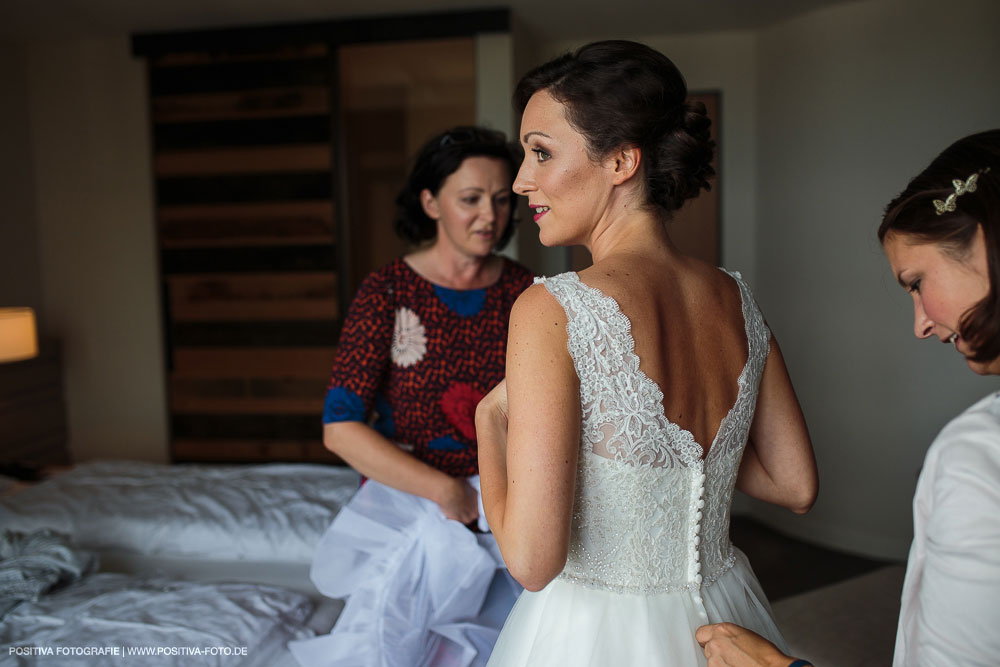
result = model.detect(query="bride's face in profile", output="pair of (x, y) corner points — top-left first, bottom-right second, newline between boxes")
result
(513, 89), (617, 248)
(883, 226), (1000, 375)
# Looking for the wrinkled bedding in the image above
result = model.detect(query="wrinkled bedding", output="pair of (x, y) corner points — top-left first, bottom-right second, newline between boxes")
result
(0, 573), (316, 666)
(0, 461), (360, 563)
(0, 529), (95, 617)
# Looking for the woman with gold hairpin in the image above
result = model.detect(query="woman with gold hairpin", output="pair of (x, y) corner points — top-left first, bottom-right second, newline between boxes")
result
(696, 129), (1000, 667)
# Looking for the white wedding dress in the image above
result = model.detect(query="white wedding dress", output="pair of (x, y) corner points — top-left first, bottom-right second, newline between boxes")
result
(486, 271), (789, 666)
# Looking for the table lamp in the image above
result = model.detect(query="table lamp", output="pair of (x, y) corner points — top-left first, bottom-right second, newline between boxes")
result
(0, 307), (39, 363)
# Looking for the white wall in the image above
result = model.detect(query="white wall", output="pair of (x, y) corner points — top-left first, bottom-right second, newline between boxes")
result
(749, 0), (1000, 558)
(26, 37), (169, 462)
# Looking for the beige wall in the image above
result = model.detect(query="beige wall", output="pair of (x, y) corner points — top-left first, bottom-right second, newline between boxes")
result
(7, 0), (1000, 557)
(475, 32), (532, 267)
(26, 37), (168, 462)
(0, 43), (44, 313)
(475, 33), (517, 139)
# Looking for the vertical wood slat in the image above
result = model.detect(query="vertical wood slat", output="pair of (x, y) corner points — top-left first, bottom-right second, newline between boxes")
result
(168, 272), (338, 321)
(171, 438), (342, 463)
(159, 201), (335, 248)
(172, 348), (336, 378)
(170, 395), (323, 415)
(155, 144), (331, 176)
(152, 44), (331, 68)
(153, 85), (330, 123)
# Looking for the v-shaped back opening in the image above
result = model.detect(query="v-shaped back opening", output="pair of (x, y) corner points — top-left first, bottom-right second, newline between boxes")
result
(569, 271), (753, 463)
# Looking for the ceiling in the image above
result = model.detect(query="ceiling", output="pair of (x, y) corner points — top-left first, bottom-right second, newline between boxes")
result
(1, 0), (862, 44)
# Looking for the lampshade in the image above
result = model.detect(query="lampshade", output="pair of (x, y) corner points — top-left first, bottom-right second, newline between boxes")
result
(0, 307), (39, 363)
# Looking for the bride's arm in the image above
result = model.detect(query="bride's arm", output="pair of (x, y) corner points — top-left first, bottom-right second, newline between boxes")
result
(476, 284), (580, 592)
(736, 335), (818, 514)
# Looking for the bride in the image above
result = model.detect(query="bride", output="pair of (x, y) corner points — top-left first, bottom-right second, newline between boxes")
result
(475, 40), (818, 666)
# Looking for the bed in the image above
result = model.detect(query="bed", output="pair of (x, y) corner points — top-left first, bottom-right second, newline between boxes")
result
(0, 460), (361, 666)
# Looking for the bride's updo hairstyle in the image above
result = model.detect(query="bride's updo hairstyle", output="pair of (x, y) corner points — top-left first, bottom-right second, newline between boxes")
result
(514, 39), (715, 218)
(878, 129), (1000, 363)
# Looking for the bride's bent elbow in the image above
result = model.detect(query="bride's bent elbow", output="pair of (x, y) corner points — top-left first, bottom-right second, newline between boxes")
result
(504, 551), (566, 593)
(787, 483), (818, 515)
(509, 566), (560, 593)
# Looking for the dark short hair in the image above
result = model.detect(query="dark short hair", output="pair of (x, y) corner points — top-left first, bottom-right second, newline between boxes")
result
(878, 129), (1000, 362)
(394, 125), (519, 249)
(513, 40), (715, 219)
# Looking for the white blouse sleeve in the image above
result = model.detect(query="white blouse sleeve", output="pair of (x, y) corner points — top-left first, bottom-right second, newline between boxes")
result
(909, 408), (1000, 667)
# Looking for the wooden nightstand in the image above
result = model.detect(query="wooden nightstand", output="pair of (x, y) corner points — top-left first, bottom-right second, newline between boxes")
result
(0, 344), (69, 465)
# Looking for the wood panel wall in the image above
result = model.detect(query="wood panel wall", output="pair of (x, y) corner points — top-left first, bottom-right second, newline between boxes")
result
(149, 45), (340, 462)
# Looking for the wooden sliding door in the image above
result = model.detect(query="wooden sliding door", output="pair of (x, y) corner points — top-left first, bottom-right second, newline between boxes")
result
(134, 12), (498, 463)
(150, 45), (340, 462)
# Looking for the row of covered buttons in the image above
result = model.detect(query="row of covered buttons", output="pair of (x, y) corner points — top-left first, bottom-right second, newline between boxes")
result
(692, 470), (708, 616)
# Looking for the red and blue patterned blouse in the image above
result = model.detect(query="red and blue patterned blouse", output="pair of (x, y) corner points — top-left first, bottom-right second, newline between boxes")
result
(324, 257), (534, 477)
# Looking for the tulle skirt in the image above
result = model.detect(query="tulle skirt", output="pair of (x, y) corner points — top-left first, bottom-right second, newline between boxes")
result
(289, 477), (521, 667)
(486, 548), (786, 667)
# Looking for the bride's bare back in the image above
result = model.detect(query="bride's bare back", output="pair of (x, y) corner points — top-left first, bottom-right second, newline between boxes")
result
(478, 39), (817, 606)
(579, 253), (749, 458)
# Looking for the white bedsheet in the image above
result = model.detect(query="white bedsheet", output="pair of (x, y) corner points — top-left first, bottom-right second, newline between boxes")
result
(0, 461), (360, 564)
(0, 573), (316, 666)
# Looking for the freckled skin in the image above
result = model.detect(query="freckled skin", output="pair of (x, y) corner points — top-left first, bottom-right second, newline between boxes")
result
(513, 90), (620, 249)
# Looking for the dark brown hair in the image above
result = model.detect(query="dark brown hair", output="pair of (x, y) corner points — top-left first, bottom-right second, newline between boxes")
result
(514, 40), (715, 219)
(878, 129), (1000, 362)
(395, 126), (519, 249)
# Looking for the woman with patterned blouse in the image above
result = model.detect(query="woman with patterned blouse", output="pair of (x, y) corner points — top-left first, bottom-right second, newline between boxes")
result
(290, 127), (534, 667)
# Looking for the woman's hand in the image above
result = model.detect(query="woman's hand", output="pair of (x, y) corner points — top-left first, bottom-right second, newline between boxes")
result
(325, 421), (478, 522)
(434, 476), (480, 524)
(695, 623), (796, 667)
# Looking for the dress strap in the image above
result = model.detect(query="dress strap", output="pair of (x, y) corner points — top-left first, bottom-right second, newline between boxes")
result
(719, 269), (771, 369)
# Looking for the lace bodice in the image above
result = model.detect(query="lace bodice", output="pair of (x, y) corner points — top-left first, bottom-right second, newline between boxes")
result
(537, 270), (770, 594)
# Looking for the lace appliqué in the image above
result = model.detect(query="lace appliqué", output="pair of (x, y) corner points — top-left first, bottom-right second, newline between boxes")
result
(701, 271), (771, 575)
(537, 271), (770, 595)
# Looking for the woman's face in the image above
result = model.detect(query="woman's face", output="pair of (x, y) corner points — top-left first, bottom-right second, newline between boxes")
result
(422, 156), (512, 260)
(883, 226), (999, 375)
(513, 89), (617, 247)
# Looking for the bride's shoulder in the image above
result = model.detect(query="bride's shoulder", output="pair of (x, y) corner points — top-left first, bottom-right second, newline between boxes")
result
(512, 280), (566, 316)
(507, 283), (571, 357)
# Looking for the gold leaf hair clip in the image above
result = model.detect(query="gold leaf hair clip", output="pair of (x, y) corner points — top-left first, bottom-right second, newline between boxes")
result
(933, 167), (991, 215)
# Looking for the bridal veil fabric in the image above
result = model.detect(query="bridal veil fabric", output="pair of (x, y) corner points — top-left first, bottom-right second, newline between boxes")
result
(290, 477), (520, 667)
